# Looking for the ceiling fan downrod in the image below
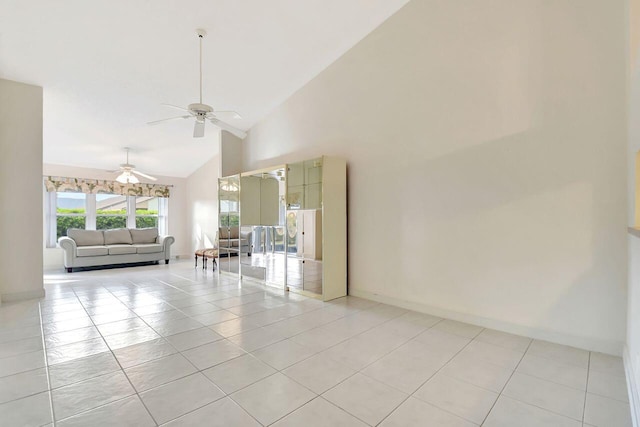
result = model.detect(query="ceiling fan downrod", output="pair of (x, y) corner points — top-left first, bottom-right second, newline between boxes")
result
(196, 28), (207, 105)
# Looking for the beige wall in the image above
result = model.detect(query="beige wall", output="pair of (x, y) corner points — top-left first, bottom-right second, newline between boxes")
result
(220, 131), (243, 177)
(185, 156), (220, 253)
(627, 0), (640, 412)
(243, 0), (628, 354)
(42, 163), (190, 268)
(631, 0), (640, 72)
(0, 79), (45, 301)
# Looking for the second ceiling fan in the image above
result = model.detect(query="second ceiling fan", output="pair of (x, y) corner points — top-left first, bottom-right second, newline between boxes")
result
(148, 29), (247, 139)
(110, 147), (157, 184)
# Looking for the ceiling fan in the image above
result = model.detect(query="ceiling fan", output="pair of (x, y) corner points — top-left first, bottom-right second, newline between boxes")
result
(110, 148), (157, 184)
(148, 29), (247, 139)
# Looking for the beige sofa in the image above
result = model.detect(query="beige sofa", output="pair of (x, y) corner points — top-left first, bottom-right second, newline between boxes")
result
(218, 226), (251, 255)
(58, 228), (174, 272)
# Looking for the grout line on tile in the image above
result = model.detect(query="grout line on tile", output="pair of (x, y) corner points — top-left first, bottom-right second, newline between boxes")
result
(38, 301), (58, 427)
(72, 287), (160, 426)
(583, 351), (591, 424)
(477, 338), (532, 426)
(358, 321), (477, 426)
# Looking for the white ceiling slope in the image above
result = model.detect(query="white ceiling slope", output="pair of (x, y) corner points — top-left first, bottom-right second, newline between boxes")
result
(0, 0), (409, 177)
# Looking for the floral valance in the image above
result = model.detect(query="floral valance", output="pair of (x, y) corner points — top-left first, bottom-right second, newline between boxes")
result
(44, 176), (171, 198)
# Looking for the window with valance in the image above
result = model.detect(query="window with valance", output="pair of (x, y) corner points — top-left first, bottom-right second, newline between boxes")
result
(43, 176), (171, 197)
(43, 176), (172, 247)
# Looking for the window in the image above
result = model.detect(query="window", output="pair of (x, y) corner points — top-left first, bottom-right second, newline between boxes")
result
(45, 192), (169, 247)
(136, 197), (159, 228)
(56, 192), (86, 239)
(96, 194), (127, 230)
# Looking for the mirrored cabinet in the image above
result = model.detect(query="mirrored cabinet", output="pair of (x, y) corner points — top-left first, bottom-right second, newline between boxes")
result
(218, 156), (346, 301)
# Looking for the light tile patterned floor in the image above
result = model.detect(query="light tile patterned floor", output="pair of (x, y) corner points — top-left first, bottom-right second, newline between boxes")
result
(0, 261), (632, 426)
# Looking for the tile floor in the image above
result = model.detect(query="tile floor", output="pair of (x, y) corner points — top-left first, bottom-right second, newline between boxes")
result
(0, 261), (632, 426)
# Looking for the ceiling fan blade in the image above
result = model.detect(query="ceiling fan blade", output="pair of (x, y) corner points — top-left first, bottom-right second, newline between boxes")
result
(131, 170), (158, 181)
(161, 103), (190, 112)
(208, 117), (247, 139)
(147, 115), (191, 125)
(210, 111), (242, 119)
(193, 120), (205, 138)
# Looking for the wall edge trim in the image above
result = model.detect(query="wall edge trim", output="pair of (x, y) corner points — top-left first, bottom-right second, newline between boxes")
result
(624, 345), (640, 427)
(1, 288), (45, 303)
(349, 288), (623, 356)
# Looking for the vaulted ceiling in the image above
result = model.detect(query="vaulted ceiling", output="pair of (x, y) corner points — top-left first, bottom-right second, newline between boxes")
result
(0, 0), (409, 177)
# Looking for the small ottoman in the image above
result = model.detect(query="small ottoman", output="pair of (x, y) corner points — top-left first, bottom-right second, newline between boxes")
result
(203, 249), (218, 271)
(195, 248), (218, 270)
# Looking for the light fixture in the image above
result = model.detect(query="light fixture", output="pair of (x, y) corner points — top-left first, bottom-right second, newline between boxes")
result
(220, 181), (238, 192)
(116, 171), (139, 184)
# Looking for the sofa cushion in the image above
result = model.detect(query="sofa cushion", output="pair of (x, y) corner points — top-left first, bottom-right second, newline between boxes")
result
(104, 228), (133, 245)
(130, 228), (158, 244)
(67, 229), (104, 247)
(134, 243), (163, 254)
(108, 245), (137, 255)
(219, 238), (248, 248)
(76, 246), (108, 257)
(219, 226), (240, 240)
(219, 227), (229, 239)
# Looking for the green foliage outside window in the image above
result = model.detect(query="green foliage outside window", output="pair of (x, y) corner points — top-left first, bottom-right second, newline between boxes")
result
(56, 216), (86, 239)
(56, 209), (160, 240)
(97, 209), (126, 215)
(136, 209), (158, 215)
(136, 217), (158, 228)
(136, 209), (158, 228)
(220, 214), (240, 227)
(96, 216), (127, 230)
(95, 207), (128, 230)
(57, 208), (86, 214)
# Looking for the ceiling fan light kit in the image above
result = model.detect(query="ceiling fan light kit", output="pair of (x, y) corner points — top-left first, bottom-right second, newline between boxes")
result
(113, 148), (157, 184)
(116, 171), (139, 184)
(148, 29), (247, 139)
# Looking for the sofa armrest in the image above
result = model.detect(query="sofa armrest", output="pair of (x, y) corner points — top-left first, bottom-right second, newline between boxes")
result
(240, 231), (252, 253)
(158, 235), (175, 259)
(58, 236), (76, 252)
(58, 236), (77, 268)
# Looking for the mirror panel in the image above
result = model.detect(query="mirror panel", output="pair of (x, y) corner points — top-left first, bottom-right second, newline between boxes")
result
(240, 225), (264, 282)
(239, 168), (286, 288)
(285, 159), (323, 295)
(303, 260), (322, 294)
(218, 175), (240, 276)
(304, 159), (323, 210)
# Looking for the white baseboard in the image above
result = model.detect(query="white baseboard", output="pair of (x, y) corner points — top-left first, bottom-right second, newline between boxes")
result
(1, 288), (46, 303)
(349, 288), (623, 356)
(624, 346), (640, 427)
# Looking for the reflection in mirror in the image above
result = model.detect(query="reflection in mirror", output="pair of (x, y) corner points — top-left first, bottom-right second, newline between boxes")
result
(240, 225), (263, 282)
(218, 175), (240, 276)
(304, 159), (323, 210)
(239, 168), (286, 287)
(285, 158), (323, 295)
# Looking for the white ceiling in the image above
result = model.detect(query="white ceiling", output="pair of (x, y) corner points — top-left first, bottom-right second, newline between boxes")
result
(0, 0), (409, 177)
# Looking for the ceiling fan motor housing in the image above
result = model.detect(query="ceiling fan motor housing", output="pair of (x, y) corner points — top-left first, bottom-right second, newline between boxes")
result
(188, 103), (213, 113)
(189, 103), (213, 123)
